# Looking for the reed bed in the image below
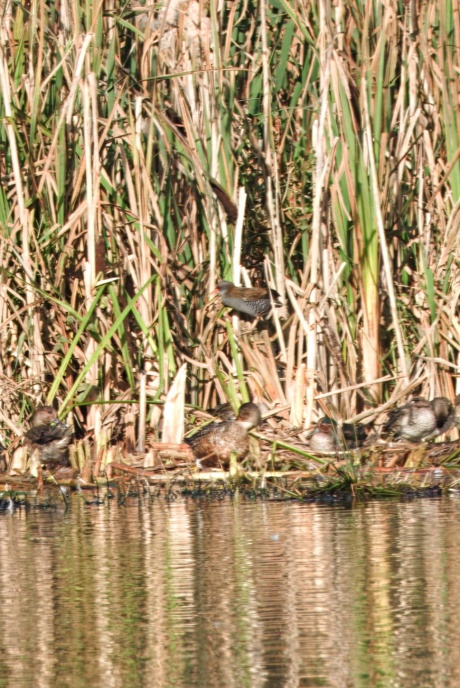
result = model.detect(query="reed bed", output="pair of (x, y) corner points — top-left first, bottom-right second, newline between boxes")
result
(0, 0), (459, 478)
(0, 460), (457, 505)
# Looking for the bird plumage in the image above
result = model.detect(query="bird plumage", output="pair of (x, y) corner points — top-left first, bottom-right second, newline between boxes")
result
(186, 402), (262, 468)
(383, 397), (454, 442)
(308, 417), (366, 453)
(308, 419), (340, 453)
(216, 281), (281, 318)
(24, 406), (73, 465)
(206, 402), (236, 421)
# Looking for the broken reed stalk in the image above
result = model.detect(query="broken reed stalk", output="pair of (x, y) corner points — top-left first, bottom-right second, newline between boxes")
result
(0, 0), (458, 460)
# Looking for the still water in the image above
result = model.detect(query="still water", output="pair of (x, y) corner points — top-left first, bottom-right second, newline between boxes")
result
(0, 493), (459, 688)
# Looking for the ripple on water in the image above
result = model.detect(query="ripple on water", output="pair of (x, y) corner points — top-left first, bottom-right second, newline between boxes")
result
(0, 495), (458, 687)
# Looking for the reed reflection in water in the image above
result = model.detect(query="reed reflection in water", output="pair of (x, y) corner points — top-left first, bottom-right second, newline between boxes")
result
(0, 495), (459, 687)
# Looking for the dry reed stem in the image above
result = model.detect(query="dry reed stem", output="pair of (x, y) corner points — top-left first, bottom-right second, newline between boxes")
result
(0, 0), (458, 460)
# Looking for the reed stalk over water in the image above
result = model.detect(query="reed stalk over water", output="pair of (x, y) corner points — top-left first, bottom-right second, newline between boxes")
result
(0, 0), (459, 447)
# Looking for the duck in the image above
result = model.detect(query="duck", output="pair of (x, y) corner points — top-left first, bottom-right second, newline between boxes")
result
(216, 281), (281, 318)
(308, 417), (367, 453)
(308, 418), (340, 453)
(383, 396), (454, 442)
(185, 402), (262, 468)
(24, 406), (74, 466)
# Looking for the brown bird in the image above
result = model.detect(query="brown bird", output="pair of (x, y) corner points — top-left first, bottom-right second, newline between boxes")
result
(24, 406), (73, 466)
(308, 417), (367, 453)
(216, 281), (281, 318)
(383, 397), (454, 442)
(185, 402), (262, 468)
(308, 418), (341, 453)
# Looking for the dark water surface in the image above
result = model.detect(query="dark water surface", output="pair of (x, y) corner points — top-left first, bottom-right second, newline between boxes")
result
(1, 494), (460, 688)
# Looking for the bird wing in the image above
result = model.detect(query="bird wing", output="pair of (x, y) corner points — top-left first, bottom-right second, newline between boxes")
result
(241, 288), (281, 305)
(241, 287), (269, 302)
(185, 421), (222, 445)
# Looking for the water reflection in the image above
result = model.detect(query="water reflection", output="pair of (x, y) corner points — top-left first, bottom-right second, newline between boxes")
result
(0, 495), (460, 687)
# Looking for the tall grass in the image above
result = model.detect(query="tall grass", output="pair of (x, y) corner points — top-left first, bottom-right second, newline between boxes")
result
(0, 0), (459, 447)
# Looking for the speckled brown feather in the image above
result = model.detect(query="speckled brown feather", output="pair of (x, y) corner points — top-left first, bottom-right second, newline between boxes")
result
(384, 397), (454, 442)
(207, 402), (236, 421)
(24, 406), (73, 465)
(186, 402), (261, 468)
(308, 417), (367, 453)
(216, 281), (281, 318)
(308, 420), (341, 453)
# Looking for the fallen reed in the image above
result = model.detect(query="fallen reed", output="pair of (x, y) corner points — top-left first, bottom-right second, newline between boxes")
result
(0, 0), (459, 460)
